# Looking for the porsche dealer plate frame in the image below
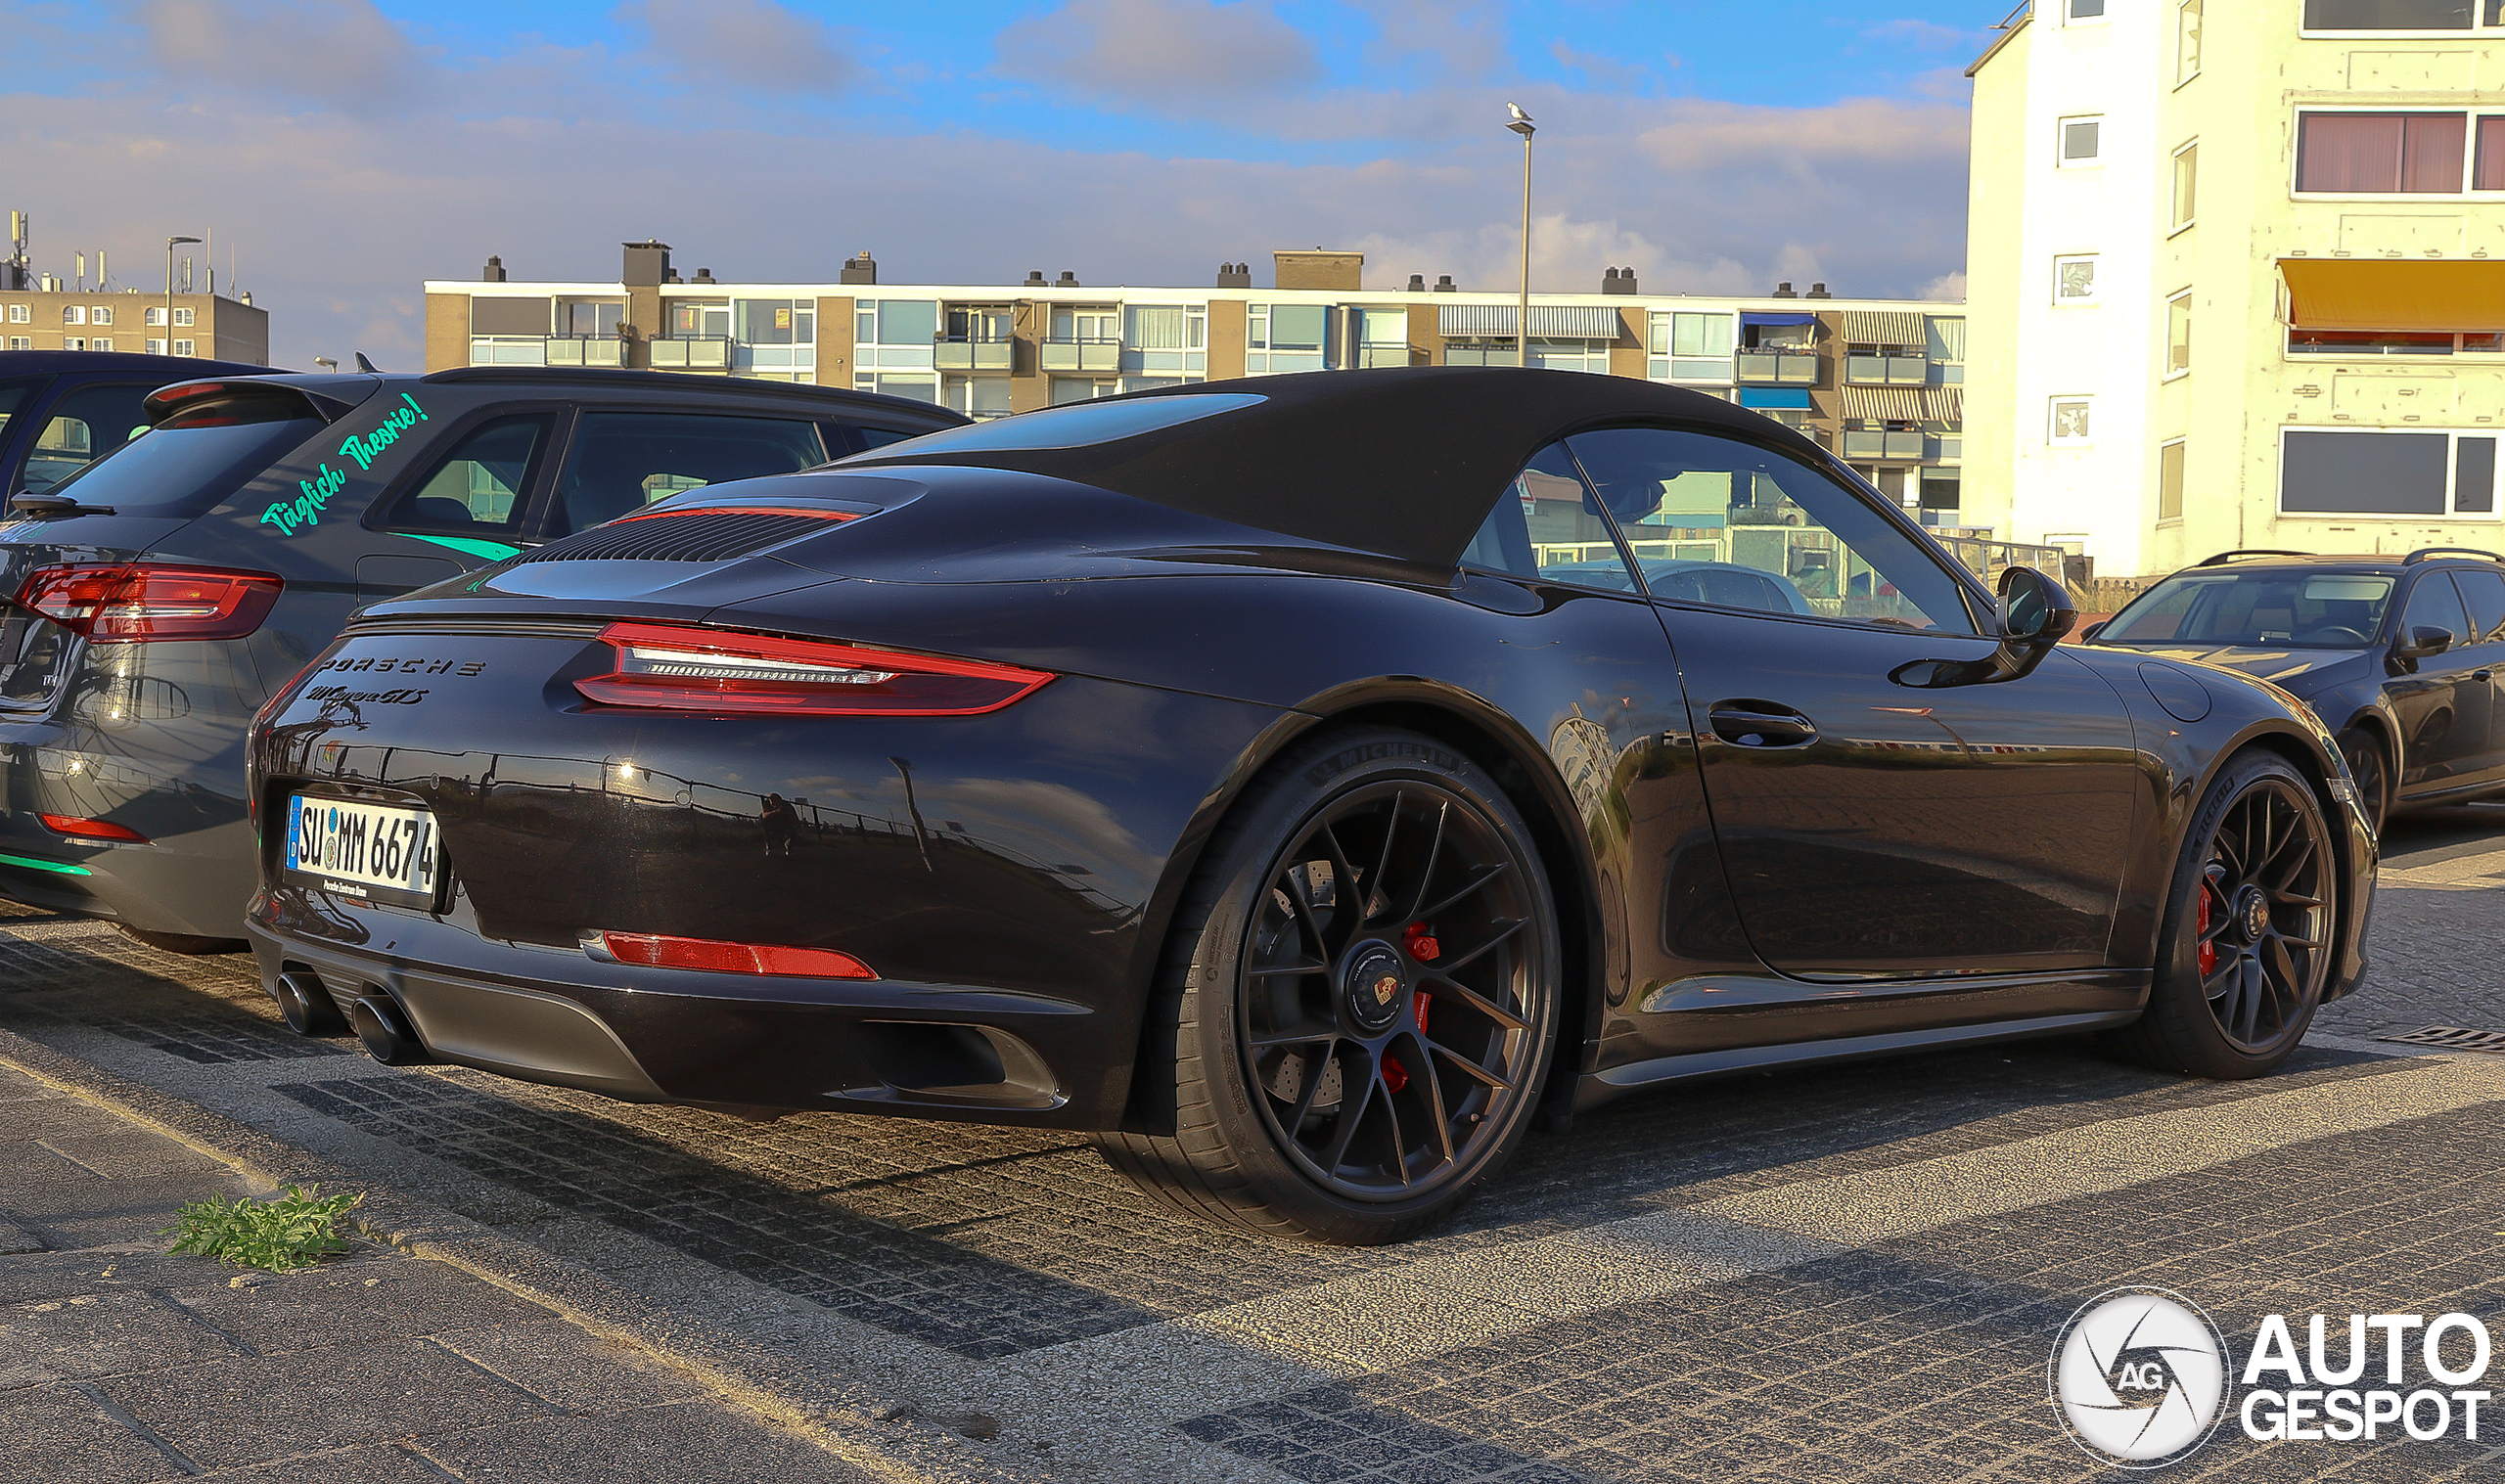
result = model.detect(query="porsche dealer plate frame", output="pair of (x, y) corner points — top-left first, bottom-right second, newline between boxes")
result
(283, 794), (441, 911)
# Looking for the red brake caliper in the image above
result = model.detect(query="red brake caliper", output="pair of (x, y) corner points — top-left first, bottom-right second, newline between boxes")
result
(2197, 883), (2215, 977)
(1384, 925), (1439, 1094)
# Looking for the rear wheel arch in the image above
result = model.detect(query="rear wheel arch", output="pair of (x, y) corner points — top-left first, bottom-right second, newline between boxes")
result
(1120, 687), (1602, 1129)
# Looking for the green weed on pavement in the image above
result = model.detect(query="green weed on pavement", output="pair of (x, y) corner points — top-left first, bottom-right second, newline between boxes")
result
(164, 1184), (363, 1271)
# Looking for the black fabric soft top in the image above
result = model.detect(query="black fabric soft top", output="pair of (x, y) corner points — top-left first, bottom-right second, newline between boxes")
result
(837, 366), (1789, 568)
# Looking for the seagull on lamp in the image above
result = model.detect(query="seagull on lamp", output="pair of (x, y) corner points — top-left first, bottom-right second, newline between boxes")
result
(1506, 101), (1535, 138)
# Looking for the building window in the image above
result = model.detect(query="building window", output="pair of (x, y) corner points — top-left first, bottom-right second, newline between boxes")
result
(2160, 440), (2188, 520)
(1122, 304), (1207, 374)
(942, 375), (1014, 420)
(145, 338), (165, 355)
(6, 337), (27, 351)
(2055, 254), (2100, 304)
(1048, 378), (1116, 405)
(2172, 143), (2199, 228)
(171, 306), (193, 327)
(2068, 0), (2107, 19)
(2479, 116), (2505, 190)
(2297, 112), (2482, 193)
(62, 306), (84, 326)
(89, 306), (112, 327)
(145, 306), (165, 327)
(2050, 397), (2094, 446)
(172, 338), (193, 356)
(63, 337), (84, 351)
(2301, 0), (2494, 30)
(2166, 292), (2194, 377)
(90, 337), (111, 352)
(853, 300), (937, 370)
(5, 304), (26, 324)
(2283, 428), (2499, 516)
(853, 371), (937, 401)
(1928, 317), (1966, 385)
(2060, 116), (2103, 167)
(1648, 311), (1736, 382)
(1247, 304), (1330, 375)
(2178, 0), (2204, 82)
(733, 298), (817, 376)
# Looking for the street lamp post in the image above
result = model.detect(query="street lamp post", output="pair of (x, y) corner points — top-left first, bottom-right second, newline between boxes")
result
(1506, 104), (1535, 369)
(165, 236), (201, 355)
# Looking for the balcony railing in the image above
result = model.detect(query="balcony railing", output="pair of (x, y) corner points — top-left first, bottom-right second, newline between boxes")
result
(1354, 341), (1414, 369)
(935, 335), (1015, 371)
(544, 335), (625, 368)
(1042, 337), (1120, 373)
(1737, 351), (1818, 384)
(647, 336), (733, 371)
(1842, 430), (1929, 461)
(1845, 354), (1929, 386)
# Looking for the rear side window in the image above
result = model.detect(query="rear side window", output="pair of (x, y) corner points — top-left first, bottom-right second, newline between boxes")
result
(375, 415), (553, 538)
(39, 390), (319, 517)
(2401, 572), (2473, 646)
(1460, 441), (1641, 593)
(2454, 568), (2505, 644)
(23, 382), (156, 496)
(551, 414), (828, 535)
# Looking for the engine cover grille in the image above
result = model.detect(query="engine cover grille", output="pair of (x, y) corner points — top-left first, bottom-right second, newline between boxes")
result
(513, 510), (843, 564)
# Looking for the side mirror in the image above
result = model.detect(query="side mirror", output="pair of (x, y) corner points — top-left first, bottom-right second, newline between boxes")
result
(2389, 624), (2455, 673)
(2078, 619), (2108, 643)
(1890, 565), (2078, 690)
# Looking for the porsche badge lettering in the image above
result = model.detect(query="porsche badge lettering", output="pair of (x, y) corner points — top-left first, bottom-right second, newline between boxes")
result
(320, 656), (486, 678)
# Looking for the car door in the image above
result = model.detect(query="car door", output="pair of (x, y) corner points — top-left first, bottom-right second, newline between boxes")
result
(1567, 424), (2143, 981)
(533, 409), (832, 540)
(2386, 569), (2491, 795)
(2438, 567), (2505, 789)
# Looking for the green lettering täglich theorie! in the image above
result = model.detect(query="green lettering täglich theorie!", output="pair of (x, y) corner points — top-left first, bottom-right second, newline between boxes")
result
(260, 393), (430, 535)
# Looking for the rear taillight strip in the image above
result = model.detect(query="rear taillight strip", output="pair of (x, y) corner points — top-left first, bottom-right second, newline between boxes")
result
(14, 563), (282, 643)
(574, 621), (1052, 717)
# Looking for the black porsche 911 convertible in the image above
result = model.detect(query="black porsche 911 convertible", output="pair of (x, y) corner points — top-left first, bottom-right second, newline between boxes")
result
(245, 368), (2376, 1244)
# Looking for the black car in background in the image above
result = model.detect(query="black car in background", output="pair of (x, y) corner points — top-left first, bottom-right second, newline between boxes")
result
(0, 350), (276, 500)
(245, 369), (2375, 1244)
(2085, 548), (2505, 831)
(0, 367), (961, 949)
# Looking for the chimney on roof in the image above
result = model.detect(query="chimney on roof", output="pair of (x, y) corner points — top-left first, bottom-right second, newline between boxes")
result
(1602, 266), (1638, 295)
(1216, 261), (1252, 289)
(1056, 270), (1080, 286)
(1433, 274), (1457, 292)
(1406, 273), (1425, 292)
(1023, 270), (1047, 286)
(692, 266), (717, 285)
(1806, 282), (1832, 299)
(841, 250), (877, 286)
(622, 240), (671, 287)
(1772, 281), (1797, 298)
(482, 255), (507, 283)
(1274, 249), (1363, 292)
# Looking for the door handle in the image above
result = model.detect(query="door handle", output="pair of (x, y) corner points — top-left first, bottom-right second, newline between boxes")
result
(1708, 702), (1819, 748)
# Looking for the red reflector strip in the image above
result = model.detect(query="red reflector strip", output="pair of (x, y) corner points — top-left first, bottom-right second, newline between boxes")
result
(598, 930), (876, 979)
(611, 507), (862, 524)
(14, 564), (283, 643)
(37, 814), (148, 843)
(575, 621), (1052, 718)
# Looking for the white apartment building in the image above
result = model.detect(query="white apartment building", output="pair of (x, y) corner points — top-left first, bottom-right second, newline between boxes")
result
(1965, 0), (2505, 578)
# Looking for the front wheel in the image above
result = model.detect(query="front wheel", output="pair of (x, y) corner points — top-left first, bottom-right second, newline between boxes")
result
(2335, 727), (2391, 835)
(2108, 751), (2338, 1079)
(1096, 728), (1561, 1244)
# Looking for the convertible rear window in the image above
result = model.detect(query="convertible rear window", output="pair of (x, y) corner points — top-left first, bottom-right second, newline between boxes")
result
(2101, 571), (2395, 649)
(844, 392), (1263, 457)
(38, 395), (320, 518)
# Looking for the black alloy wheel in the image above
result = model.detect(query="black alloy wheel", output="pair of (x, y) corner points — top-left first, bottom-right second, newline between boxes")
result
(1098, 728), (1560, 1244)
(1240, 782), (1543, 1202)
(2109, 752), (2337, 1078)
(2336, 728), (2391, 835)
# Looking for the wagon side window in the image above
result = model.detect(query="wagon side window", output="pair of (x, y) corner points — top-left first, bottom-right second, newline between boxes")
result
(1460, 441), (1640, 593)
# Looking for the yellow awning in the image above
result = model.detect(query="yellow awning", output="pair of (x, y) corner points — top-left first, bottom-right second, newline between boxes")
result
(2280, 258), (2505, 333)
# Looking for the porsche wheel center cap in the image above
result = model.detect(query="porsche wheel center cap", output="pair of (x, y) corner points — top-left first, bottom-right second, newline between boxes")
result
(2235, 884), (2269, 944)
(1343, 946), (1408, 1033)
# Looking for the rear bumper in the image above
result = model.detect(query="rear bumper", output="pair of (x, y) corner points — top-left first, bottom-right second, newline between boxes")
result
(248, 902), (1113, 1124)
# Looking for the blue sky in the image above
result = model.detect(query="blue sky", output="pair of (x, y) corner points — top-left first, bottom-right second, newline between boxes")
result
(7, 0), (2001, 368)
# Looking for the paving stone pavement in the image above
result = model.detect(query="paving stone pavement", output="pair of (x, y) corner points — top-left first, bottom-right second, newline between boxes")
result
(0, 805), (2502, 1481)
(0, 1058), (882, 1482)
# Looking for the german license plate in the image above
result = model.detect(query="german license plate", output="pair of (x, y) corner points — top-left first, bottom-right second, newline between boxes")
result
(283, 794), (439, 910)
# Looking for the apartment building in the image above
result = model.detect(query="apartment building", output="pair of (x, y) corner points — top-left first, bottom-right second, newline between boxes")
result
(0, 287), (266, 364)
(1965, 0), (2505, 578)
(425, 245), (1978, 525)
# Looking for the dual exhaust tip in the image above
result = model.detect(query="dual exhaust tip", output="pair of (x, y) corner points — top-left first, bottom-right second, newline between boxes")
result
(273, 969), (432, 1065)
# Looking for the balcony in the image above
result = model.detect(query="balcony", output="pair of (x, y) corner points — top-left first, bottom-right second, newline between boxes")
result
(543, 335), (625, 368)
(935, 335), (1015, 372)
(1842, 430), (1928, 461)
(1845, 354), (1929, 386)
(1737, 351), (1817, 385)
(648, 336), (732, 372)
(1354, 340), (1414, 369)
(1042, 337), (1119, 373)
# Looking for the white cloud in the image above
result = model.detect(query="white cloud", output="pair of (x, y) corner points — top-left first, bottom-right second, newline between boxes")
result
(617, 0), (860, 95)
(135, 0), (430, 113)
(995, 0), (1320, 108)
